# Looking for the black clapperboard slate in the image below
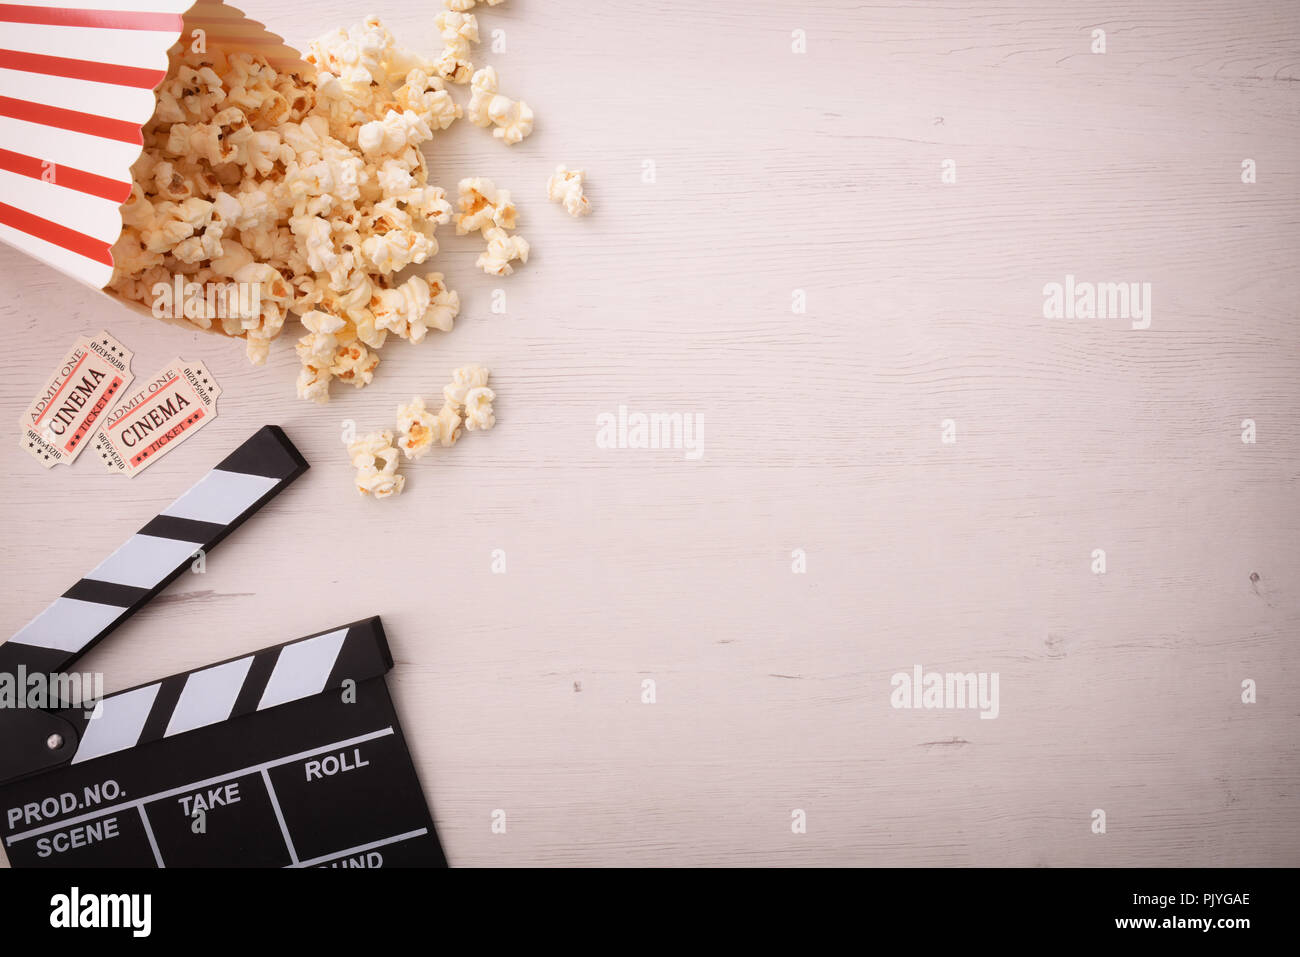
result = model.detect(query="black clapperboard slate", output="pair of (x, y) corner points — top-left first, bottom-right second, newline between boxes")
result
(0, 426), (447, 867)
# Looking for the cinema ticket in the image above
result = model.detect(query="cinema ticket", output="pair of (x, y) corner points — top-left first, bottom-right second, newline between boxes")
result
(92, 358), (222, 477)
(19, 331), (135, 469)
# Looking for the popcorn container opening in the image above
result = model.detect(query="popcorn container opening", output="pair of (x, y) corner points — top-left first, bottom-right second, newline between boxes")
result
(0, 0), (309, 311)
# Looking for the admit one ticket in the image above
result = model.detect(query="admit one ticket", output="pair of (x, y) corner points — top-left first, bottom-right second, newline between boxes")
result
(91, 358), (222, 477)
(20, 331), (135, 468)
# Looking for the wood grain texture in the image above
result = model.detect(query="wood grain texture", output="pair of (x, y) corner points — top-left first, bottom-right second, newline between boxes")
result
(1, 0), (1298, 866)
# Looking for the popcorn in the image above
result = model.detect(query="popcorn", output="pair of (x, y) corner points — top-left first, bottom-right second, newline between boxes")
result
(547, 165), (591, 217)
(442, 363), (491, 406)
(372, 273), (459, 342)
(356, 108), (432, 158)
(110, 231), (163, 276)
(111, 20), (463, 402)
(307, 18), (400, 87)
(476, 227), (529, 275)
(435, 10), (479, 84)
(455, 177), (517, 235)
(423, 273), (461, 335)
(295, 309), (346, 402)
(208, 238), (251, 277)
(120, 184), (155, 229)
(396, 396), (438, 459)
(361, 226), (436, 273)
(245, 332), (273, 366)
(442, 364), (494, 434)
(349, 430), (405, 498)
(153, 161), (194, 201)
(374, 166), (453, 223)
(330, 332), (380, 389)
(488, 96), (534, 146)
(467, 67), (533, 145)
(109, 14), (548, 407)
(394, 69), (461, 129)
(444, 0), (504, 10)
(388, 365), (494, 477)
(432, 401), (464, 446)
(232, 260), (291, 360)
(454, 178), (526, 275)
(139, 200), (202, 253)
(463, 386), (496, 431)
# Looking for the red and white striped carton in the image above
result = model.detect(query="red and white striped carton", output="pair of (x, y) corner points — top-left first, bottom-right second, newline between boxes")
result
(0, 0), (308, 300)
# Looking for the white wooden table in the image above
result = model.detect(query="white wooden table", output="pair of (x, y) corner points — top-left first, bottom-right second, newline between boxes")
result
(2, 0), (1298, 866)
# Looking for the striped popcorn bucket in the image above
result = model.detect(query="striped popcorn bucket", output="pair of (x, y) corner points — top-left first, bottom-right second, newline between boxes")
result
(0, 0), (306, 299)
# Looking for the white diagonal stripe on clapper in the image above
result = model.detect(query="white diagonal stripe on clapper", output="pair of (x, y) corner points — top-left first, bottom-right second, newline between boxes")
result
(165, 655), (254, 738)
(9, 597), (125, 653)
(86, 533), (203, 589)
(162, 469), (280, 525)
(72, 683), (161, 765)
(257, 629), (349, 711)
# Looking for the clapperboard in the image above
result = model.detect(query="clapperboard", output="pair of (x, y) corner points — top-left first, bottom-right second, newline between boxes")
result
(0, 426), (447, 867)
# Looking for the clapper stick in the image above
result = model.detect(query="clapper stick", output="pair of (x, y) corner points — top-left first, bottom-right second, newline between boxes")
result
(0, 425), (307, 678)
(0, 425), (447, 867)
(0, 426), (307, 785)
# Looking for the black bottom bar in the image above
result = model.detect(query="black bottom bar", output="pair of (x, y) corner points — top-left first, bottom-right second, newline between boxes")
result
(0, 867), (1283, 943)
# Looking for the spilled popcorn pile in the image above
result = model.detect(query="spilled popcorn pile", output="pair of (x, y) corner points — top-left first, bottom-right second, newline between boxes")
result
(350, 364), (496, 498)
(108, 5), (586, 408)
